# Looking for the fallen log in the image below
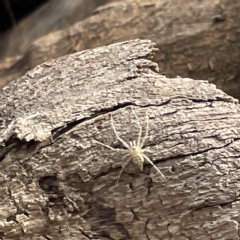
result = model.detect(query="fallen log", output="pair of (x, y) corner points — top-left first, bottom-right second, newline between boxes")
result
(0, 39), (239, 239)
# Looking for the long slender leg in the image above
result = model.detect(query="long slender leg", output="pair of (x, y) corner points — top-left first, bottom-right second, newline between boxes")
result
(131, 107), (142, 147)
(131, 108), (149, 148)
(142, 153), (165, 179)
(111, 115), (131, 150)
(117, 157), (132, 184)
(140, 111), (149, 148)
(142, 148), (153, 153)
(93, 140), (127, 152)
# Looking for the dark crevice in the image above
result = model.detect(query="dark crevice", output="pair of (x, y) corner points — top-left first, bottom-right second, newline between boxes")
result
(163, 95), (236, 104)
(130, 208), (140, 221)
(6, 208), (29, 223)
(171, 165), (176, 172)
(0, 137), (23, 161)
(42, 235), (51, 240)
(41, 207), (49, 217)
(153, 137), (240, 167)
(91, 235), (114, 240)
(191, 98), (215, 103)
(166, 222), (173, 238)
(144, 175), (153, 194)
(38, 175), (58, 193)
(213, 15), (226, 23)
(142, 100), (172, 108)
(192, 198), (240, 212)
(219, 202), (233, 209)
(144, 219), (151, 240)
(125, 76), (138, 81)
(6, 214), (16, 222)
(0, 135), (53, 162)
(52, 102), (134, 140)
(79, 228), (92, 240)
(130, 181), (136, 191)
(23, 210), (29, 217)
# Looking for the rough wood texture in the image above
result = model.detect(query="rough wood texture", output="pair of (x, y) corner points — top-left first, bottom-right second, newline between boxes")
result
(1, 0), (240, 99)
(1, 39), (240, 239)
(0, 0), (113, 61)
(0, 0), (114, 88)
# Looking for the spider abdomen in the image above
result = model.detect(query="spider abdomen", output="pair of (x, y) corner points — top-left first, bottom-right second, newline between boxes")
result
(132, 156), (144, 171)
(130, 146), (144, 171)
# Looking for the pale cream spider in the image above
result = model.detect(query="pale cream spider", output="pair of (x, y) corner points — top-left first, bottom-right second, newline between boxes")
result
(94, 108), (165, 183)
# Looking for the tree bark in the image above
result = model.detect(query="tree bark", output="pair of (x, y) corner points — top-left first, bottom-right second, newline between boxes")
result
(0, 39), (240, 239)
(1, 0), (240, 99)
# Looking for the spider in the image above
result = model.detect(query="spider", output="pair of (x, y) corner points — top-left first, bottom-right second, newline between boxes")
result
(94, 108), (165, 183)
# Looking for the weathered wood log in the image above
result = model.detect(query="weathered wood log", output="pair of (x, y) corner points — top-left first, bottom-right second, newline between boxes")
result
(0, 39), (240, 239)
(0, 0), (112, 88)
(1, 0), (240, 99)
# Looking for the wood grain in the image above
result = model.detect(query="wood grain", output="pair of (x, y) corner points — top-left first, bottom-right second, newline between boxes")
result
(0, 39), (239, 239)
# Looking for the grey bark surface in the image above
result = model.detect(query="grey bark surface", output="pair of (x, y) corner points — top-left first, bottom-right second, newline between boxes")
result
(0, 0), (113, 61)
(0, 0), (114, 88)
(1, 0), (240, 99)
(0, 39), (240, 239)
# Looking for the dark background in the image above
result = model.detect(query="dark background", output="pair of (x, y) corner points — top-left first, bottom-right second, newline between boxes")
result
(0, 0), (48, 33)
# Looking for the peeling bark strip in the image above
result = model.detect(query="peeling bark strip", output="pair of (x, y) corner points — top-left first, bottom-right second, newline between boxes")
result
(0, 39), (240, 239)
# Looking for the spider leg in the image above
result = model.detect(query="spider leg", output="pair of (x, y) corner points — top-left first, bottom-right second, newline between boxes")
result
(142, 148), (153, 153)
(131, 108), (149, 148)
(140, 111), (149, 148)
(122, 153), (130, 160)
(131, 107), (142, 147)
(111, 115), (131, 150)
(142, 153), (165, 179)
(93, 140), (127, 152)
(117, 157), (132, 184)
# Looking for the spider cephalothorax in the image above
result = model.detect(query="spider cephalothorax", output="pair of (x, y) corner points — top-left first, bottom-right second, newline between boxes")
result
(94, 107), (165, 183)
